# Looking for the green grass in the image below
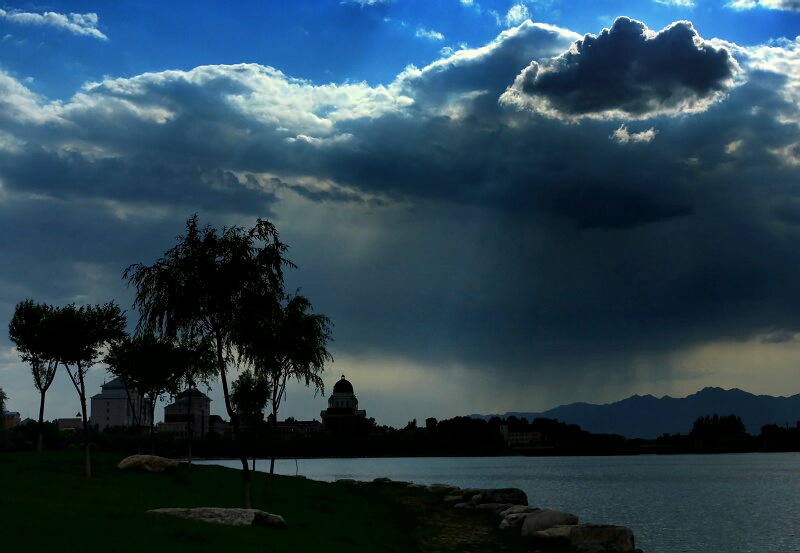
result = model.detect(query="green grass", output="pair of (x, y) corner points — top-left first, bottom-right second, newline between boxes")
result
(0, 451), (421, 553)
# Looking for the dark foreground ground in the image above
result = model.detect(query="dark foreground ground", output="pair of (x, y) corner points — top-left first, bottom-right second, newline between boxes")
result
(0, 451), (527, 553)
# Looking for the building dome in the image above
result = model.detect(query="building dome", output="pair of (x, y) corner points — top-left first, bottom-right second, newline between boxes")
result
(333, 375), (354, 394)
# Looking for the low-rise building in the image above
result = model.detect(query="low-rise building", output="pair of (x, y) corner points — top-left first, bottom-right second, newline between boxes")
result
(158, 389), (211, 438)
(57, 417), (83, 432)
(274, 418), (324, 438)
(499, 424), (541, 447)
(90, 377), (152, 430)
(3, 411), (20, 429)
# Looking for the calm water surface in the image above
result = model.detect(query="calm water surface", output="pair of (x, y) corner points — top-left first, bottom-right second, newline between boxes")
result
(204, 453), (800, 553)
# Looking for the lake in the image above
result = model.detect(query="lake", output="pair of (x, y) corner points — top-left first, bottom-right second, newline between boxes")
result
(202, 453), (800, 553)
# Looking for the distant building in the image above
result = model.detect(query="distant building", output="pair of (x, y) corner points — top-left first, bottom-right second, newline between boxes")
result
(57, 417), (83, 432)
(90, 377), (152, 430)
(158, 389), (211, 438)
(3, 411), (20, 429)
(209, 415), (233, 438)
(499, 424), (541, 447)
(273, 418), (324, 438)
(320, 375), (367, 433)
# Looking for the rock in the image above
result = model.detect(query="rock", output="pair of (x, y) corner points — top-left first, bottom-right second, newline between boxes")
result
(521, 509), (579, 536)
(336, 478), (358, 484)
(474, 502), (512, 513)
(149, 508), (287, 529)
(252, 511), (289, 529)
(373, 477), (392, 484)
(499, 512), (534, 530)
(490, 503), (517, 515)
(453, 502), (471, 509)
(118, 455), (179, 473)
(500, 505), (538, 517)
(426, 483), (460, 494)
(480, 487), (528, 506)
(444, 494), (465, 503)
(528, 524), (635, 553)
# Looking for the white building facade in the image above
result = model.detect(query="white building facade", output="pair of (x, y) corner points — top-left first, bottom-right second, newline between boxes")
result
(90, 377), (152, 430)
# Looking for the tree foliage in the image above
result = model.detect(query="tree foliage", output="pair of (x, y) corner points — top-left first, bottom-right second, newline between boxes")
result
(53, 302), (127, 478)
(8, 299), (60, 451)
(691, 413), (747, 445)
(236, 293), (333, 473)
(104, 333), (187, 453)
(124, 214), (293, 506)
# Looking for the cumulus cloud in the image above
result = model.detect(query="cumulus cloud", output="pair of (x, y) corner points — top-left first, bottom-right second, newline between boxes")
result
(416, 27), (445, 40)
(2, 16), (800, 423)
(506, 4), (530, 25)
(611, 125), (657, 143)
(655, 0), (695, 5)
(727, 0), (800, 10)
(501, 17), (740, 121)
(394, 20), (579, 116)
(0, 9), (107, 40)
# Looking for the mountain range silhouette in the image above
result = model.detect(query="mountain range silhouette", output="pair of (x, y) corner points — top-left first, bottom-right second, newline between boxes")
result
(472, 387), (800, 439)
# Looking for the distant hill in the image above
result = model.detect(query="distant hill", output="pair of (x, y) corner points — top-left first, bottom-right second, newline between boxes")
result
(471, 387), (800, 439)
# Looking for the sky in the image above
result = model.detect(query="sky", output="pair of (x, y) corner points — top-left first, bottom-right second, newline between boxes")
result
(1, 0), (800, 429)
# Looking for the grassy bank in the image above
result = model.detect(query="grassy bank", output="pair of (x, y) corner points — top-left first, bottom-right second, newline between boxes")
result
(0, 451), (526, 553)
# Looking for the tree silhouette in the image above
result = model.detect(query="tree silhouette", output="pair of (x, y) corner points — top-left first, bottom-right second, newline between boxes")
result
(124, 214), (292, 507)
(104, 333), (185, 454)
(236, 293), (332, 474)
(9, 299), (60, 451)
(172, 335), (217, 465)
(231, 367), (270, 470)
(0, 387), (7, 416)
(53, 303), (126, 478)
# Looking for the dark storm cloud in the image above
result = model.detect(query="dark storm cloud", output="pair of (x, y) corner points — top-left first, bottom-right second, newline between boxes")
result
(503, 17), (738, 120)
(394, 21), (578, 114)
(545, 184), (693, 229)
(1, 18), (800, 408)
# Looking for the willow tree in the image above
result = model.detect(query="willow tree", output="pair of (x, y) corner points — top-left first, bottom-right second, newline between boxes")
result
(53, 303), (127, 478)
(104, 333), (187, 454)
(237, 293), (333, 474)
(124, 215), (292, 507)
(9, 299), (59, 451)
(231, 367), (271, 470)
(172, 334), (217, 465)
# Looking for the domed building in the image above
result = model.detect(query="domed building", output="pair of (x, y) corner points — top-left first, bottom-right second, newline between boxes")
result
(320, 375), (367, 433)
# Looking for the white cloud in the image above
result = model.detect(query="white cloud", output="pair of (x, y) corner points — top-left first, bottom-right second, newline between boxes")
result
(506, 4), (530, 25)
(342, 0), (393, 5)
(725, 139), (744, 154)
(611, 125), (657, 143)
(654, 0), (695, 5)
(727, 0), (800, 10)
(416, 27), (445, 41)
(732, 36), (800, 122)
(0, 9), (107, 40)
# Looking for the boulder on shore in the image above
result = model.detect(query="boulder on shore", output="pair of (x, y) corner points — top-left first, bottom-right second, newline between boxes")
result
(440, 487), (529, 507)
(149, 507), (287, 529)
(118, 455), (179, 473)
(527, 523), (636, 553)
(521, 509), (579, 535)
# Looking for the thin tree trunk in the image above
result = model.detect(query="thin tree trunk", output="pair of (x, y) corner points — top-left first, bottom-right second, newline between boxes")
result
(186, 380), (193, 465)
(270, 405), (278, 475)
(78, 366), (91, 479)
(36, 390), (46, 452)
(216, 330), (251, 508)
(149, 400), (156, 455)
